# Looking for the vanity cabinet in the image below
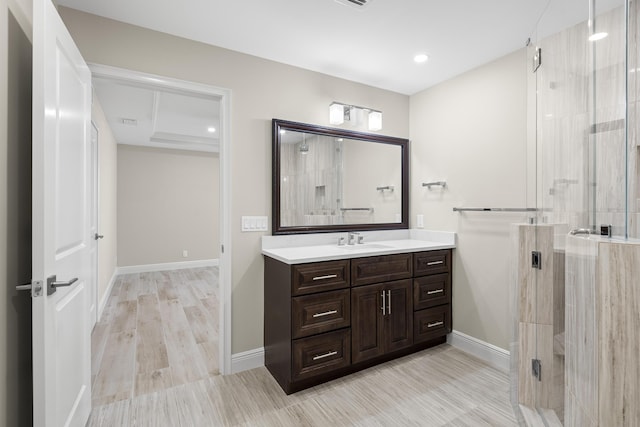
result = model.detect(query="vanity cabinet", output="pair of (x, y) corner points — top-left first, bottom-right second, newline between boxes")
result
(351, 279), (413, 363)
(264, 249), (452, 394)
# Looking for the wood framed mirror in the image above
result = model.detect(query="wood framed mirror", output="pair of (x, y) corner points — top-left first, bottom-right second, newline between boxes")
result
(272, 119), (409, 235)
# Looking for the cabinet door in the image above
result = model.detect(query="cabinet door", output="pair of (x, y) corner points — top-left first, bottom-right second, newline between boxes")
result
(351, 283), (385, 363)
(385, 279), (413, 352)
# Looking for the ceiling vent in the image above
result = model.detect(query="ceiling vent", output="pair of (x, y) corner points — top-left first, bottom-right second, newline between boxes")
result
(334, 0), (373, 9)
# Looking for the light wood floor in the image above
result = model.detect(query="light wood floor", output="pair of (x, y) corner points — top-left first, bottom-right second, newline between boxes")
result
(90, 268), (518, 426)
(91, 267), (219, 408)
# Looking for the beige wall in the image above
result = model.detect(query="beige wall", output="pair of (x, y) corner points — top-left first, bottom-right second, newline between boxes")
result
(410, 49), (527, 350)
(91, 97), (118, 309)
(117, 145), (219, 266)
(58, 7), (410, 353)
(1, 0), (32, 424)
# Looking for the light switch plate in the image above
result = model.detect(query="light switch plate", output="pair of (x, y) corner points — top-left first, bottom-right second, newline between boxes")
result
(242, 216), (268, 232)
(417, 214), (424, 228)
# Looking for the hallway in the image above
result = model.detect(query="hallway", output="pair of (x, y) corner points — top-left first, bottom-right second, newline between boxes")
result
(90, 267), (220, 407)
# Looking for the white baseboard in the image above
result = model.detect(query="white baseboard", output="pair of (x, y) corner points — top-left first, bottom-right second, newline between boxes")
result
(447, 330), (510, 372)
(117, 258), (219, 275)
(231, 347), (264, 374)
(97, 270), (118, 322)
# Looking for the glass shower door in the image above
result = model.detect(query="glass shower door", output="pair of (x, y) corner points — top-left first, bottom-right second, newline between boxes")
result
(528, 0), (629, 425)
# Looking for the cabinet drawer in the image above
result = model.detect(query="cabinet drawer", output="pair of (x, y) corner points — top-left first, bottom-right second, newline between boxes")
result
(414, 273), (451, 310)
(351, 254), (412, 287)
(414, 250), (451, 276)
(292, 289), (350, 339)
(414, 305), (451, 344)
(292, 329), (351, 381)
(292, 260), (350, 296)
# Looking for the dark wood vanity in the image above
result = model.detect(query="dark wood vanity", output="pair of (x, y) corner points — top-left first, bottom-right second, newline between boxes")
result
(264, 249), (453, 394)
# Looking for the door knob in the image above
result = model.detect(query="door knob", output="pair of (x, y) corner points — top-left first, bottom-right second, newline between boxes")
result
(94, 233), (104, 240)
(47, 275), (78, 295)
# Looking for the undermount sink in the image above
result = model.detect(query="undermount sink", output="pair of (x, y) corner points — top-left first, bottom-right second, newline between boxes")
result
(340, 243), (392, 250)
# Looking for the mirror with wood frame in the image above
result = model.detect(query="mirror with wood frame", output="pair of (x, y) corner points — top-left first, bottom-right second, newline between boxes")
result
(272, 119), (409, 235)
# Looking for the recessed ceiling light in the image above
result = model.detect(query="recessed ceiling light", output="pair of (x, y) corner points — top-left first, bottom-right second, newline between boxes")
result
(207, 127), (216, 133)
(588, 32), (608, 41)
(414, 53), (429, 64)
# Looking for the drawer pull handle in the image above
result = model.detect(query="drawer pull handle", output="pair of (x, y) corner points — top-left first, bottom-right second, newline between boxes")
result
(313, 351), (337, 361)
(427, 289), (444, 295)
(312, 274), (338, 281)
(427, 321), (444, 328)
(427, 261), (444, 266)
(313, 310), (338, 318)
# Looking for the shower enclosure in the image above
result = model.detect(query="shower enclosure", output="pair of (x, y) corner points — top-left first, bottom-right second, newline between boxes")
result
(512, 0), (639, 425)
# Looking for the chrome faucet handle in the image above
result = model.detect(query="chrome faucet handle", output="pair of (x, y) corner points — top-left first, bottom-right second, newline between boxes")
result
(357, 234), (364, 244)
(338, 237), (346, 246)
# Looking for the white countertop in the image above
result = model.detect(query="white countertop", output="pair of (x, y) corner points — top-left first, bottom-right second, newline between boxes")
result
(262, 229), (456, 264)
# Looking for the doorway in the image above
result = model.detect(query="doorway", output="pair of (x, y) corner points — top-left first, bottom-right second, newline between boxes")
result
(88, 64), (232, 389)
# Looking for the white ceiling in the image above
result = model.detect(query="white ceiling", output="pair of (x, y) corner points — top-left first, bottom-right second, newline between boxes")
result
(67, 0), (623, 148)
(56, 0), (586, 95)
(93, 78), (221, 152)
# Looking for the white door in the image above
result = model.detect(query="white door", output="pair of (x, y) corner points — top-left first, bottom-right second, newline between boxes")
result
(89, 122), (99, 328)
(32, 0), (93, 425)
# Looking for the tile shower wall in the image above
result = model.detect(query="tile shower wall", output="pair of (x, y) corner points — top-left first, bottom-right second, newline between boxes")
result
(280, 135), (342, 226)
(511, 224), (565, 418)
(564, 237), (640, 425)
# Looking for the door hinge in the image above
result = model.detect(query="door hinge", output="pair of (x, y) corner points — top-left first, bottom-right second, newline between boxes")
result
(532, 47), (542, 72)
(532, 251), (542, 270)
(532, 358), (542, 381)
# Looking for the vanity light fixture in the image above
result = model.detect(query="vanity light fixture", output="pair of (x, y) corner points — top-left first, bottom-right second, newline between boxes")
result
(329, 101), (383, 131)
(329, 102), (345, 125)
(368, 110), (382, 131)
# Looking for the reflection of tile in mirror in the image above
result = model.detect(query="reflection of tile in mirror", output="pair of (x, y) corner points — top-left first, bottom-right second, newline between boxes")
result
(315, 185), (326, 210)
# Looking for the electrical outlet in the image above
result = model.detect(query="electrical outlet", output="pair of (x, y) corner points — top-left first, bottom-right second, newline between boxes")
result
(417, 214), (424, 228)
(182, 250), (188, 258)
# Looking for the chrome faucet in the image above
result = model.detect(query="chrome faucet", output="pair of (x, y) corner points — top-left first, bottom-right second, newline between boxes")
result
(348, 232), (359, 245)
